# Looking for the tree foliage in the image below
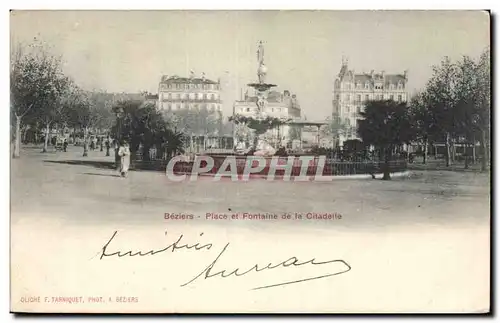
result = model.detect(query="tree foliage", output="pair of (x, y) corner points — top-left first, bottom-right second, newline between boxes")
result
(112, 100), (185, 160)
(358, 100), (414, 180)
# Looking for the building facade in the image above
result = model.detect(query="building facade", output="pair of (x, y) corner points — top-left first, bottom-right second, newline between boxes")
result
(234, 89), (300, 119)
(332, 58), (409, 143)
(157, 74), (222, 113)
(233, 89), (301, 145)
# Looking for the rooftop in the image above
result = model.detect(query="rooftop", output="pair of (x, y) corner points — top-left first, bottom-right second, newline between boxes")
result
(160, 75), (219, 85)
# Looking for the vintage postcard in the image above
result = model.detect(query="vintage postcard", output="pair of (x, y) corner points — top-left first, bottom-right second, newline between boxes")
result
(10, 10), (490, 313)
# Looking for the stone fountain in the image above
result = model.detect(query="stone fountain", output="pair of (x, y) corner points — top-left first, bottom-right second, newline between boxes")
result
(231, 41), (288, 156)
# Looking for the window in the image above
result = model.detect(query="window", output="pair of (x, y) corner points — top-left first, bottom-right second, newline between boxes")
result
(246, 108), (250, 112)
(346, 106), (350, 113)
(167, 104), (172, 111)
(390, 84), (395, 90)
(365, 95), (369, 101)
(365, 82), (369, 89)
(390, 95), (394, 101)
(346, 94), (350, 101)
(356, 94), (361, 102)
(336, 94), (340, 101)
(356, 82), (361, 89)
(398, 95), (402, 102)
(168, 93), (172, 100)
(397, 81), (403, 90)
(345, 118), (351, 126)
(357, 106), (361, 114)
(176, 93), (181, 99)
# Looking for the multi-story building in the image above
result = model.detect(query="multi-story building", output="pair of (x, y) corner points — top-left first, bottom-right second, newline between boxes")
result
(332, 58), (409, 144)
(233, 89), (301, 146)
(234, 89), (300, 120)
(157, 74), (222, 113)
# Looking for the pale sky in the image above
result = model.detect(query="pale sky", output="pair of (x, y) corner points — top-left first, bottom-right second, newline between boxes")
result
(10, 10), (490, 120)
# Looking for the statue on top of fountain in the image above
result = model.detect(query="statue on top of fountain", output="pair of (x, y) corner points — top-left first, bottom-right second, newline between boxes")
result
(257, 41), (267, 84)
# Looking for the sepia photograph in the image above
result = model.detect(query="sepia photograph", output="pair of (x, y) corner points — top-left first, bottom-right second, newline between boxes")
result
(9, 10), (491, 313)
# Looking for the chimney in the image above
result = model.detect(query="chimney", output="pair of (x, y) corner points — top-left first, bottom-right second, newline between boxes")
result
(201, 72), (206, 82)
(370, 70), (374, 78)
(404, 70), (408, 80)
(381, 70), (385, 78)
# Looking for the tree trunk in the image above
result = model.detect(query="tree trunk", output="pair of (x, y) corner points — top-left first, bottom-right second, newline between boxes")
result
(115, 146), (121, 171)
(464, 142), (469, 169)
(42, 124), (50, 153)
(472, 134), (476, 164)
(423, 138), (427, 165)
(13, 116), (21, 158)
(444, 133), (451, 167)
(22, 125), (29, 144)
(480, 129), (487, 172)
(382, 146), (391, 180)
(83, 127), (89, 157)
(143, 144), (151, 161)
(451, 140), (457, 163)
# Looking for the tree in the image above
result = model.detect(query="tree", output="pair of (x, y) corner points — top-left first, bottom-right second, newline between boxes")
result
(425, 57), (459, 167)
(416, 50), (490, 171)
(10, 41), (69, 156)
(408, 92), (436, 164)
(66, 86), (101, 157)
(476, 48), (491, 171)
(358, 100), (415, 180)
(453, 55), (482, 169)
(112, 100), (180, 161)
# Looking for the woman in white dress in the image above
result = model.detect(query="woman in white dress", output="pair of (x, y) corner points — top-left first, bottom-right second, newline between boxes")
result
(118, 141), (131, 177)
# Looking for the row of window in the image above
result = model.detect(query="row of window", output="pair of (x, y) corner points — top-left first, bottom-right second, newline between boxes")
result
(340, 82), (405, 90)
(239, 107), (285, 113)
(341, 106), (363, 114)
(160, 103), (220, 111)
(161, 83), (220, 90)
(160, 92), (219, 101)
(336, 94), (404, 102)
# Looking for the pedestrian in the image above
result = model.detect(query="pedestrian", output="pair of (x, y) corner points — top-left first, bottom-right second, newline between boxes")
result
(118, 140), (131, 177)
(105, 138), (111, 156)
(63, 139), (68, 152)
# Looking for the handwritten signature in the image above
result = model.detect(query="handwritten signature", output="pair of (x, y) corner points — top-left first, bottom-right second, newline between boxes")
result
(99, 230), (351, 290)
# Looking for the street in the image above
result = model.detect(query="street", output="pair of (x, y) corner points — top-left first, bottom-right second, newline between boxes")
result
(10, 146), (490, 312)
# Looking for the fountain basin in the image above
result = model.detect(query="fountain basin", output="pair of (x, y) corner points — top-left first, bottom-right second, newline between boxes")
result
(172, 155), (408, 178)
